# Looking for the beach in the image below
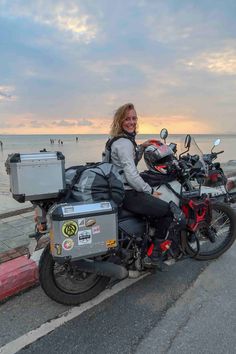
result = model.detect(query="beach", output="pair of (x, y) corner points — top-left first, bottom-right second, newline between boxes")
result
(1, 133), (236, 214)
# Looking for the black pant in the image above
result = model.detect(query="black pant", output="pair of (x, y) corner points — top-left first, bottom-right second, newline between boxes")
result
(123, 190), (173, 238)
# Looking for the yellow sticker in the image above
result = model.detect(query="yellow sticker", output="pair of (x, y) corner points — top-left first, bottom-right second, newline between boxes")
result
(106, 239), (117, 248)
(62, 221), (78, 237)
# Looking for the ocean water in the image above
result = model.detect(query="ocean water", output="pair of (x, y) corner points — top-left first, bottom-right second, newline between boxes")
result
(1, 133), (236, 196)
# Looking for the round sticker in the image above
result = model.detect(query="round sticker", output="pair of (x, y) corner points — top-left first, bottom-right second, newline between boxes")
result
(62, 239), (74, 251)
(62, 221), (78, 237)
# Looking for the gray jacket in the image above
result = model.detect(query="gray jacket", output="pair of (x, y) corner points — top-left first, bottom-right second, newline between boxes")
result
(103, 137), (152, 194)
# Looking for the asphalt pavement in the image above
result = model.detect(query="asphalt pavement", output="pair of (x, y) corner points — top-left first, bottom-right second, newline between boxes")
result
(0, 242), (236, 354)
(0, 255), (210, 353)
(136, 241), (236, 354)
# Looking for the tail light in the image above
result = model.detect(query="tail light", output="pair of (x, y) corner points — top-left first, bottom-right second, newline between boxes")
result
(209, 173), (219, 182)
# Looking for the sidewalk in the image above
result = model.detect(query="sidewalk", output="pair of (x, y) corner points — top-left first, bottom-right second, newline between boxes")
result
(0, 193), (32, 216)
(0, 212), (34, 255)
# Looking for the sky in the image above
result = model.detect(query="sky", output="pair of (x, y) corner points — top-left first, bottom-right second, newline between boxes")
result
(0, 0), (236, 135)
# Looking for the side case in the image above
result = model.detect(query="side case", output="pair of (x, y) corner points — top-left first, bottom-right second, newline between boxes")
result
(5, 151), (66, 202)
(50, 201), (118, 261)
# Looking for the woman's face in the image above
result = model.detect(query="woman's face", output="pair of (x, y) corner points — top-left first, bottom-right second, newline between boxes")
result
(122, 108), (137, 134)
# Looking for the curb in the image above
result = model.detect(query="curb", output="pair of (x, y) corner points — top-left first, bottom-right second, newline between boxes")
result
(0, 206), (34, 220)
(0, 249), (43, 303)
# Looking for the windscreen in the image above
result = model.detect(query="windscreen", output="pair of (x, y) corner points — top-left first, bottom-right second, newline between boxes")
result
(179, 136), (208, 176)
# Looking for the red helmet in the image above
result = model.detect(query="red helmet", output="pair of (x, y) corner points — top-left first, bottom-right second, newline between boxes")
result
(144, 141), (174, 174)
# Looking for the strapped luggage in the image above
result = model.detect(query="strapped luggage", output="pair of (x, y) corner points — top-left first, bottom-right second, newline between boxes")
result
(65, 162), (125, 206)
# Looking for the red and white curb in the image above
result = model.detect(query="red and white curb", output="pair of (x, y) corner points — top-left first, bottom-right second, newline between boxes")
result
(0, 249), (43, 302)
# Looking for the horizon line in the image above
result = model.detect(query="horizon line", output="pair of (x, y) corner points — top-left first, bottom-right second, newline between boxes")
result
(0, 133), (236, 136)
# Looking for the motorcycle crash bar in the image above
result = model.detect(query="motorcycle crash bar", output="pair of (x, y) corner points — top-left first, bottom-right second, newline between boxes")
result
(74, 259), (128, 280)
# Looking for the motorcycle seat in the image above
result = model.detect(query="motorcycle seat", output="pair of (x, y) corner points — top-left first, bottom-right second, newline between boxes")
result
(118, 208), (137, 220)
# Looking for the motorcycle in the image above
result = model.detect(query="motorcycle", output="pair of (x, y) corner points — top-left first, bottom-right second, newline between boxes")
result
(35, 142), (236, 305)
(160, 129), (236, 203)
(200, 138), (236, 203)
(6, 139), (236, 306)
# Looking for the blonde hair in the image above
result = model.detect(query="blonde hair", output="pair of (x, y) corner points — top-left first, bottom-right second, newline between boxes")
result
(110, 103), (138, 137)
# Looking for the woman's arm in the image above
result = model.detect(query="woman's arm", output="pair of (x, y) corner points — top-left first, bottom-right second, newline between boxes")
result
(112, 139), (152, 193)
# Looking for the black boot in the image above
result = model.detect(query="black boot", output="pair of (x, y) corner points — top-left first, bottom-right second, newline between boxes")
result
(143, 241), (168, 270)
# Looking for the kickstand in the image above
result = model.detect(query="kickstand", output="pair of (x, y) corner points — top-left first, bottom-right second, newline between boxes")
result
(106, 278), (122, 289)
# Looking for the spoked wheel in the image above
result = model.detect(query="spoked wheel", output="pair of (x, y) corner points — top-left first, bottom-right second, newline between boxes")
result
(39, 245), (110, 305)
(185, 202), (236, 260)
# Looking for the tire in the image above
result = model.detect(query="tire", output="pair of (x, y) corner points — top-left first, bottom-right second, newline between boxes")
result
(39, 245), (110, 306)
(185, 202), (236, 260)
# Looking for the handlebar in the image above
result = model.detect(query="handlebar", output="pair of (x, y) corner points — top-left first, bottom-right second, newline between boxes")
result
(203, 150), (224, 163)
(171, 158), (205, 181)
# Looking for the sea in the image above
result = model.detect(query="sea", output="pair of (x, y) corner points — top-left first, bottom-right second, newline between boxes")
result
(1, 133), (236, 209)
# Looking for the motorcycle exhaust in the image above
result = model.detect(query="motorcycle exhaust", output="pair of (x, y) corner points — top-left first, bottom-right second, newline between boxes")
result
(74, 259), (128, 280)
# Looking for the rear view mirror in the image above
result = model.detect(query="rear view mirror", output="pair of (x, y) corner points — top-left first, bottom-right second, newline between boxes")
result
(211, 138), (221, 152)
(214, 138), (221, 147)
(160, 128), (168, 142)
(179, 134), (192, 158)
(184, 135), (191, 149)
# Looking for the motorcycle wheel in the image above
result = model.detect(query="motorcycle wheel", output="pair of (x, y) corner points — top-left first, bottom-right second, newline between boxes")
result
(185, 202), (236, 260)
(39, 245), (110, 306)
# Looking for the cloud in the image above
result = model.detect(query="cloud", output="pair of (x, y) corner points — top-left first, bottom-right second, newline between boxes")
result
(52, 120), (76, 127)
(0, 86), (16, 101)
(0, 121), (11, 128)
(16, 123), (27, 128)
(52, 119), (93, 127)
(30, 120), (50, 128)
(76, 119), (93, 126)
(1, 1), (236, 134)
(2, 1), (98, 43)
(141, 2), (197, 44)
(146, 16), (193, 44)
(183, 45), (236, 75)
(139, 114), (211, 134)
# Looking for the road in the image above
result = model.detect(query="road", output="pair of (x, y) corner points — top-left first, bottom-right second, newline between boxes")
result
(0, 258), (208, 354)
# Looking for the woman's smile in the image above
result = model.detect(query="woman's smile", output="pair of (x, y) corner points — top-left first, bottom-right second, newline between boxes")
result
(122, 108), (137, 133)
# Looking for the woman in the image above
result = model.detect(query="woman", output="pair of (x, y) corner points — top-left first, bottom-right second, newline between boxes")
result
(104, 103), (185, 266)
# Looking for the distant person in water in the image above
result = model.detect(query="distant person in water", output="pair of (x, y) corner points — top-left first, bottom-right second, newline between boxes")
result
(0, 141), (3, 149)
(76, 137), (79, 142)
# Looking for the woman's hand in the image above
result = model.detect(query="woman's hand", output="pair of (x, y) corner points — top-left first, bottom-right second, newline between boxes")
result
(152, 191), (162, 198)
(141, 139), (160, 148)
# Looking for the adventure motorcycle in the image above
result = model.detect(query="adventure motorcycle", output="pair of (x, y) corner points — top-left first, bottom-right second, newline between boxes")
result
(160, 130), (236, 203)
(5, 137), (236, 306)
